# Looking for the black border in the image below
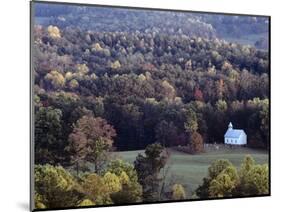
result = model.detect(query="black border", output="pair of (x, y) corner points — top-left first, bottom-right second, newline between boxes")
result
(30, 1), (271, 211)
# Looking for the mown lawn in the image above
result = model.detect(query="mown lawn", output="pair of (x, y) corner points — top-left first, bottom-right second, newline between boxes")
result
(114, 147), (269, 197)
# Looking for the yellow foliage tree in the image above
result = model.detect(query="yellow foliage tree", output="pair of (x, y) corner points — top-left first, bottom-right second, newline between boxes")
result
(209, 166), (239, 198)
(69, 79), (79, 89)
(45, 70), (65, 89)
(138, 74), (146, 81)
(119, 171), (130, 185)
(76, 64), (89, 74)
(190, 131), (204, 153)
(65, 72), (73, 81)
(91, 43), (103, 51)
(47, 25), (61, 38)
(35, 193), (46, 209)
(162, 80), (176, 100)
(110, 60), (121, 69)
(34, 165), (80, 208)
(105, 159), (143, 203)
(172, 184), (186, 200)
(103, 172), (122, 193)
(81, 173), (112, 205)
(78, 199), (95, 207)
(215, 99), (228, 112)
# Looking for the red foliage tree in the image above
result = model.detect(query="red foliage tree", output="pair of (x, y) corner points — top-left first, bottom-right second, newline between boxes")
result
(194, 87), (204, 101)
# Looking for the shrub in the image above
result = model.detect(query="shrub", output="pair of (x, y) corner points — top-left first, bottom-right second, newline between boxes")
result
(172, 184), (186, 200)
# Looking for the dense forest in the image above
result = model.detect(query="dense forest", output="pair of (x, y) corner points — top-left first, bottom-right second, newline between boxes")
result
(34, 21), (269, 153)
(33, 3), (269, 210)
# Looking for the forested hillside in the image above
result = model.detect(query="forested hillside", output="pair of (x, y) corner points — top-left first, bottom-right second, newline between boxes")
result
(34, 23), (269, 153)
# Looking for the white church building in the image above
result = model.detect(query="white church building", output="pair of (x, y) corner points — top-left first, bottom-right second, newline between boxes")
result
(224, 122), (247, 145)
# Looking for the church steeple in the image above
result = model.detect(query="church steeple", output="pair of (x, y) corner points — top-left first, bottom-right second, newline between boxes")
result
(228, 122), (233, 129)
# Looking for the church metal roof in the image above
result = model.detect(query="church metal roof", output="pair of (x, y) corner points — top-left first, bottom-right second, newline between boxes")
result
(224, 129), (245, 138)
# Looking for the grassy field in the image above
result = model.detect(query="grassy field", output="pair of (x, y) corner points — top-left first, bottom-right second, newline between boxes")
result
(113, 146), (269, 197)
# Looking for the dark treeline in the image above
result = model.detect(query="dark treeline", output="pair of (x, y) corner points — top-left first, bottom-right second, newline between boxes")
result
(34, 23), (269, 159)
(200, 14), (268, 38)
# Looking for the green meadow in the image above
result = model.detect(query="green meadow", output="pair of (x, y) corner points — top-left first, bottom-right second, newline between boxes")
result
(114, 147), (269, 197)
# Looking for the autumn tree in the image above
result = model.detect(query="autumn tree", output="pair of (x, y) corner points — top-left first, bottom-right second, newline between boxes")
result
(47, 25), (61, 38)
(110, 60), (121, 69)
(81, 166), (142, 205)
(196, 156), (269, 198)
(240, 165), (269, 195)
(78, 199), (95, 207)
(162, 80), (176, 101)
(172, 184), (186, 200)
(184, 108), (198, 133)
(67, 115), (116, 175)
(194, 86), (204, 101)
(190, 131), (204, 153)
(196, 159), (233, 198)
(35, 164), (82, 209)
(216, 79), (225, 100)
(237, 155), (269, 195)
(209, 166), (239, 197)
(80, 173), (112, 205)
(215, 99), (227, 112)
(106, 159), (142, 203)
(44, 70), (65, 89)
(106, 159), (139, 184)
(134, 143), (168, 202)
(91, 43), (103, 52)
(76, 64), (89, 75)
(103, 172), (122, 193)
(184, 108), (204, 153)
(69, 79), (79, 89)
